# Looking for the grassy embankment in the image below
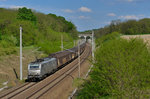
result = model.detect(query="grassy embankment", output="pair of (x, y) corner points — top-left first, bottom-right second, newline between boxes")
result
(76, 32), (150, 98)
(0, 7), (77, 88)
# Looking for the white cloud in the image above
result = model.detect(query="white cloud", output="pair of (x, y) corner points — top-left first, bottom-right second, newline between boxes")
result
(138, 14), (145, 17)
(107, 13), (116, 17)
(118, 15), (145, 20)
(79, 16), (86, 19)
(118, 0), (135, 2)
(126, 0), (134, 2)
(119, 0), (144, 2)
(70, 16), (90, 20)
(104, 21), (111, 25)
(62, 9), (73, 13)
(0, 5), (34, 10)
(10, 6), (24, 9)
(0, 5), (25, 9)
(0, 0), (7, 1)
(79, 7), (92, 12)
(79, 16), (90, 19)
(119, 15), (138, 19)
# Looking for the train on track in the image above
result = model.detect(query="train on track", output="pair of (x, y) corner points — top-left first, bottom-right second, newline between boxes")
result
(27, 42), (86, 81)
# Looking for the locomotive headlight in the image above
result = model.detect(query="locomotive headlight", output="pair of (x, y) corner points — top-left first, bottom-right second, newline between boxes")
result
(36, 70), (40, 75)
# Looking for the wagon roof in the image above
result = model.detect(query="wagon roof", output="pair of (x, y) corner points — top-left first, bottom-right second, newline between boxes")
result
(49, 50), (73, 58)
(49, 42), (85, 58)
(30, 57), (56, 64)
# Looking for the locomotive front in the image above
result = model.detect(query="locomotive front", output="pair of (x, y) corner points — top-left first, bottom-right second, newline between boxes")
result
(28, 63), (41, 80)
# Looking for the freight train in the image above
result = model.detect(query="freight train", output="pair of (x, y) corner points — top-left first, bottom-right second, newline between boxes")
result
(27, 42), (86, 81)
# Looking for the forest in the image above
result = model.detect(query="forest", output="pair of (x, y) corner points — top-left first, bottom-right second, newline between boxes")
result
(81, 19), (150, 38)
(0, 7), (77, 56)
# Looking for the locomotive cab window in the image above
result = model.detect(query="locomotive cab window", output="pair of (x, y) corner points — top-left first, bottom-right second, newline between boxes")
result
(30, 65), (39, 69)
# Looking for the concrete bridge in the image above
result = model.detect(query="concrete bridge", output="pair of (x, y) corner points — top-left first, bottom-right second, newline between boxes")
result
(78, 33), (92, 41)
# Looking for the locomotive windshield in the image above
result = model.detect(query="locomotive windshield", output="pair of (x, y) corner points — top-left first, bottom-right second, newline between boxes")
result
(30, 65), (39, 69)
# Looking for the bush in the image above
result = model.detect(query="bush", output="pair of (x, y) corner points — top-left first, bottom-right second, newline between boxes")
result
(96, 32), (120, 47)
(77, 36), (150, 98)
(37, 41), (61, 54)
(37, 40), (74, 55)
(0, 40), (17, 56)
(1, 35), (17, 46)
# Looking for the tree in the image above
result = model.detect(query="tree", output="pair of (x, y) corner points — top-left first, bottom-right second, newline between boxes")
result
(17, 7), (36, 23)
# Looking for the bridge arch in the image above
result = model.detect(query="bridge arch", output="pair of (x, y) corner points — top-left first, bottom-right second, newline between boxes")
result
(86, 36), (91, 40)
(78, 33), (92, 41)
(80, 36), (85, 39)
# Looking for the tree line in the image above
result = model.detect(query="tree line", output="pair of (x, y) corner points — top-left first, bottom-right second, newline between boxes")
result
(92, 19), (150, 38)
(0, 7), (77, 56)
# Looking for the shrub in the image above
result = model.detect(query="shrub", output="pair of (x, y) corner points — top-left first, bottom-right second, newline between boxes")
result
(0, 41), (17, 56)
(77, 36), (150, 98)
(96, 32), (120, 47)
(1, 35), (17, 46)
(37, 41), (61, 54)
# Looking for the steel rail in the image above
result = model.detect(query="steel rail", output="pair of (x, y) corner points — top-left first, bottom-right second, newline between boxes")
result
(27, 45), (91, 99)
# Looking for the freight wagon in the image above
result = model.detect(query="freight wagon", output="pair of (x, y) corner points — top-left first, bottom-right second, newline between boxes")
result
(27, 42), (86, 81)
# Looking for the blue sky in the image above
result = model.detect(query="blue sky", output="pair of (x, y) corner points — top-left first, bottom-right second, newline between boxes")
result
(0, 0), (150, 31)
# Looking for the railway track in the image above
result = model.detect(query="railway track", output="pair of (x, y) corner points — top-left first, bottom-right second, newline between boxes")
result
(0, 44), (91, 99)
(0, 82), (36, 99)
(27, 45), (91, 99)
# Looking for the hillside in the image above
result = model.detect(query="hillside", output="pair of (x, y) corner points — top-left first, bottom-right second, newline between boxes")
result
(0, 7), (77, 89)
(0, 7), (77, 55)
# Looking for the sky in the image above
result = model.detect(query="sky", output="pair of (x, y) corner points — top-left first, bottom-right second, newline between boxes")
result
(0, 0), (150, 31)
